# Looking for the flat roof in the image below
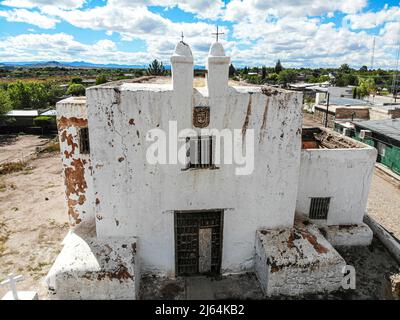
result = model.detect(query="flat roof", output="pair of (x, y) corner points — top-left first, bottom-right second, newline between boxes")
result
(353, 119), (400, 142)
(6, 110), (38, 117)
(324, 97), (371, 106)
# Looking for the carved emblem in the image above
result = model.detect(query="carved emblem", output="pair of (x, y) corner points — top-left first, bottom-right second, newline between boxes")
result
(193, 106), (210, 128)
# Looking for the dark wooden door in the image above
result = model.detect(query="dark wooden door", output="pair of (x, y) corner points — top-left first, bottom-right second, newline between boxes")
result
(174, 210), (223, 276)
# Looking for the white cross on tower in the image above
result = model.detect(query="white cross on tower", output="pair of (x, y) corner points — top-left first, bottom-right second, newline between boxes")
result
(1, 273), (23, 300)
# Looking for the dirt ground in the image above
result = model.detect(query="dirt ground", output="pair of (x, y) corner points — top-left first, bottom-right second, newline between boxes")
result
(0, 136), (68, 299)
(0, 134), (50, 164)
(0, 127), (399, 300)
(368, 169), (400, 240)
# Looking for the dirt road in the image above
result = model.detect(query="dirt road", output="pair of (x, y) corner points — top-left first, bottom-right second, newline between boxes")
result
(0, 146), (68, 299)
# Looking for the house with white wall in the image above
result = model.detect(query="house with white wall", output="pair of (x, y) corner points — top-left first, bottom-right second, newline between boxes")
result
(46, 40), (377, 299)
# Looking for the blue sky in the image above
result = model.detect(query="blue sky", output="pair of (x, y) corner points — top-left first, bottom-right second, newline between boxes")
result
(0, 0), (399, 68)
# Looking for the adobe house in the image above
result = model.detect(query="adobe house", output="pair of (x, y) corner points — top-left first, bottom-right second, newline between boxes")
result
(46, 40), (377, 299)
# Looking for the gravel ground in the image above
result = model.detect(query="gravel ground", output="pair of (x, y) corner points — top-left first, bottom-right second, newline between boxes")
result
(368, 168), (400, 240)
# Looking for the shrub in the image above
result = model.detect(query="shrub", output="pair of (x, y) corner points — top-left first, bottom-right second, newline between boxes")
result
(96, 75), (107, 85)
(33, 115), (56, 128)
(67, 84), (86, 96)
(70, 77), (83, 84)
(0, 161), (26, 175)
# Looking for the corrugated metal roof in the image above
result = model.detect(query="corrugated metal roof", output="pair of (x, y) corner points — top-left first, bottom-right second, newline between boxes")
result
(40, 109), (56, 116)
(6, 110), (39, 117)
(353, 119), (400, 142)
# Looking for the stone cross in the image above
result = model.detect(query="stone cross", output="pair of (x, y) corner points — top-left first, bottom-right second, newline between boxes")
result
(212, 26), (224, 42)
(1, 273), (23, 300)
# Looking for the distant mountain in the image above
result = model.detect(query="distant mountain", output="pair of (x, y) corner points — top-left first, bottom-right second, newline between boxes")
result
(0, 60), (205, 70)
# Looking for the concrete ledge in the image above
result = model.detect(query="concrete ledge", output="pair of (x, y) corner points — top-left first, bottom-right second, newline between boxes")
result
(255, 220), (346, 297)
(45, 232), (139, 300)
(320, 223), (373, 246)
(364, 215), (400, 264)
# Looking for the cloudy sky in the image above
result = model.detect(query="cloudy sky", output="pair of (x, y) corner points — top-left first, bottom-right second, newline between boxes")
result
(0, 0), (399, 69)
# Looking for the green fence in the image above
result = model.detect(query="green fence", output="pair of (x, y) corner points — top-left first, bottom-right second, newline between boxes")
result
(381, 145), (400, 175)
(354, 133), (400, 175)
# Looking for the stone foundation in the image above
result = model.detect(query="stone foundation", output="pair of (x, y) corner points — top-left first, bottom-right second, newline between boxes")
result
(45, 232), (139, 300)
(255, 220), (346, 297)
(319, 223), (373, 246)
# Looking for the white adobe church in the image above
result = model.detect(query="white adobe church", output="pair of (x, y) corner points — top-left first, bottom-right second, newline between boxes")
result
(46, 39), (377, 299)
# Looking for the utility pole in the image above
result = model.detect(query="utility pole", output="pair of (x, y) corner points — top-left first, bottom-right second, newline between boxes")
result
(392, 23), (400, 103)
(370, 36), (376, 70)
(325, 92), (330, 128)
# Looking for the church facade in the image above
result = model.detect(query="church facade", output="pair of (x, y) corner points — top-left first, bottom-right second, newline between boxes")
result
(46, 40), (377, 299)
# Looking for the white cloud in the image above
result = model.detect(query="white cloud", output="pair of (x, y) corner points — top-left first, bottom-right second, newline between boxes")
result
(0, 0), (399, 68)
(0, 8), (59, 28)
(344, 5), (400, 29)
(1, 0), (85, 9)
(0, 33), (151, 64)
(224, 0), (367, 22)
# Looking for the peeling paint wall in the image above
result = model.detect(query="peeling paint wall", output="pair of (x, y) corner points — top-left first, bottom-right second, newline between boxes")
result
(56, 97), (95, 231)
(86, 83), (303, 276)
(296, 146), (377, 225)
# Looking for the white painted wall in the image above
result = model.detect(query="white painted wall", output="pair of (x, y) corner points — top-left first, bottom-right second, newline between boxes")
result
(86, 82), (303, 276)
(56, 97), (95, 231)
(296, 146), (377, 225)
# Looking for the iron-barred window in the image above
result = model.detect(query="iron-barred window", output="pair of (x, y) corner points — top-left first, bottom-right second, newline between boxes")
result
(309, 197), (331, 220)
(79, 127), (90, 154)
(188, 136), (214, 169)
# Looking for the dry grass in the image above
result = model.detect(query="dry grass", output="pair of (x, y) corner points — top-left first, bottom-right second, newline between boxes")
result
(0, 161), (27, 175)
(0, 221), (10, 255)
(38, 140), (60, 154)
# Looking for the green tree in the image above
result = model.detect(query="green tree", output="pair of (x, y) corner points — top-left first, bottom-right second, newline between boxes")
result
(275, 60), (283, 74)
(7, 81), (48, 109)
(261, 66), (267, 79)
(229, 64), (236, 77)
(146, 59), (166, 76)
(267, 73), (279, 83)
(96, 75), (107, 85)
(70, 77), (83, 84)
(67, 84), (86, 96)
(0, 89), (12, 116)
(339, 64), (352, 74)
(277, 70), (297, 86)
(355, 78), (377, 98)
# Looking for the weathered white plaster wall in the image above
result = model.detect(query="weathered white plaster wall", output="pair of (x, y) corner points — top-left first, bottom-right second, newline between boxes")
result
(255, 222), (346, 297)
(86, 82), (303, 276)
(46, 232), (138, 299)
(296, 146), (377, 225)
(56, 97), (95, 231)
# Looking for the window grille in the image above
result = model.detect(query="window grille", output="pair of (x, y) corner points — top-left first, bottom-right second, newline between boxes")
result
(79, 127), (90, 154)
(188, 136), (214, 169)
(309, 197), (330, 220)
